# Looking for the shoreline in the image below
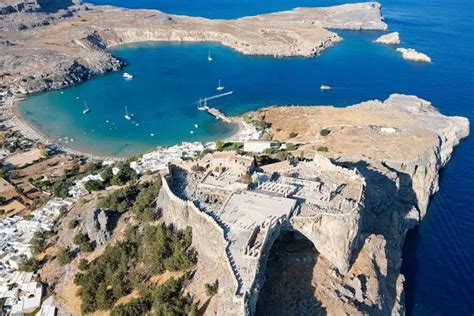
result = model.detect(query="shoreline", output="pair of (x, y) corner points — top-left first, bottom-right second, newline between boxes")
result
(4, 96), (125, 162)
(7, 95), (247, 160)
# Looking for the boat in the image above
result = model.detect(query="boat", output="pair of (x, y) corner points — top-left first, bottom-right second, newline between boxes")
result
(216, 80), (224, 91)
(194, 124), (199, 128)
(82, 101), (90, 114)
(123, 72), (134, 80)
(150, 133), (155, 137)
(190, 130), (194, 134)
(124, 106), (133, 120)
(197, 97), (209, 111)
(208, 50), (213, 62)
(320, 85), (331, 90)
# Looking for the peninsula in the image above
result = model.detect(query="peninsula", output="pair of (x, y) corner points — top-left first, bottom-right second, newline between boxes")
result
(1, 1), (386, 94)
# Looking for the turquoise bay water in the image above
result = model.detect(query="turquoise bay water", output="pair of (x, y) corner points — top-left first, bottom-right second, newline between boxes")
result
(20, 0), (474, 314)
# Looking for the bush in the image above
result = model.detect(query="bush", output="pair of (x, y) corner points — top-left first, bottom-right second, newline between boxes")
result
(205, 280), (219, 297)
(191, 164), (206, 173)
(320, 129), (331, 136)
(317, 146), (329, 153)
(285, 142), (296, 151)
(74, 233), (93, 253)
(18, 258), (41, 272)
(57, 248), (72, 265)
(30, 230), (51, 255)
(78, 259), (89, 271)
(68, 219), (78, 229)
(239, 173), (252, 184)
(288, 132), (298, 139)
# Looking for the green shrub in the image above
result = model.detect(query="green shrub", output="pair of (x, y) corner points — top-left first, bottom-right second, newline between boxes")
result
(320, 129), (331, 136)
(288, 132), (298, 138)
(317, 146), (329, 153)
(205, 280), (219, 297)
(57, 248), (72, 265)
(84, 179), (104, 192)
(78, 259), (89, 271)
(18, 258), (41, 272)
(68, 219), (78, 229)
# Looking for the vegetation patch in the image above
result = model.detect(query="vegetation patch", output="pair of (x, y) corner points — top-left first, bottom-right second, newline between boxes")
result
(74, 224), (196, 314)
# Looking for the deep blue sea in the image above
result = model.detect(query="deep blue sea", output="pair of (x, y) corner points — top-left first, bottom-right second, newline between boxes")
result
(19, 0), (474, 314)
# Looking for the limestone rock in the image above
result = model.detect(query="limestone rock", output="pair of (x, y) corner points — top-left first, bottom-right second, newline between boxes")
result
(83, 208), (116, 246)
(374, 31), (400, 45)
(396, 47), (432, 63)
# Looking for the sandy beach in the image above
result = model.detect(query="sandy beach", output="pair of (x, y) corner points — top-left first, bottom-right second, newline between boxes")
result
(3, 95), (124, 162)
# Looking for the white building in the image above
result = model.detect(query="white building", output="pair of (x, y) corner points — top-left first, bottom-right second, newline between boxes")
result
(243, 141), (276, 153)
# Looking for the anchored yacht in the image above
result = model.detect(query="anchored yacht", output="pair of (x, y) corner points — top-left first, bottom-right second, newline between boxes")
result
(82, 101), (90, 114)
(217, 80), (224, 91)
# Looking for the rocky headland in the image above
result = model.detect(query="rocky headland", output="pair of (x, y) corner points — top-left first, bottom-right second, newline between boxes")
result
(155, 94), (468, 315)
(1, 1), (387, 94)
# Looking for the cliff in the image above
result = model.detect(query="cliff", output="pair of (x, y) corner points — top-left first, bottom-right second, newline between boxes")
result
(0, 1), (386, 93)
(155, 95), (468, 315)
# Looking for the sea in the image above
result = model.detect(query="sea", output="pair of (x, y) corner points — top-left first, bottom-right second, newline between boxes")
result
(19, 0), (474, 314)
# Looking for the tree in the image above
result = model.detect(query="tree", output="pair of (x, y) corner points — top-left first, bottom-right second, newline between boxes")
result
(78, 259), (89, 271)
(101, 167), (113, 185)
(84, 179), (104, 192)
(57, 247), (72, 265)
(317, 146), (329, 153)
(18, 258), (41, 272)
(205, 280), (219, 297)
(74, 233), (93, 252)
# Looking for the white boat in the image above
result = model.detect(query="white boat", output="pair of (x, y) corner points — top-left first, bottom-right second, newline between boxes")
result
(194, 124), (199, 128)
(150, 133), (155, 137)
(190, 130), (194, 134)
(216, 80), (224, 91)
(320, 85), (331, 90)
(197, 97), (209, 111)
(208, 50), (213, 62)
(123, 72), (134, 80)
(82, 101), (90, 114)
(124, 105), (133, 120)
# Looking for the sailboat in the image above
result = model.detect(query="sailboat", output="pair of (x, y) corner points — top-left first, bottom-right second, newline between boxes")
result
(208, 50), (213, 62)
(124, 105), (133, 120)
(216, 80), (224, 91)
(197, 97), (209, 111)
(82, 101), (90, 114)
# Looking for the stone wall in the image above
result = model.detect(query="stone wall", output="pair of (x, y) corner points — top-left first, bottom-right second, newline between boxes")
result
(157, 176), (246, 315)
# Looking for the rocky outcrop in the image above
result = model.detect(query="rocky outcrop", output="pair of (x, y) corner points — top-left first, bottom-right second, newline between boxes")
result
(180, 95), (468, 315)
(82, 208), (117, 246)
(374, 31), (400, 45)
(0, 2), (386, 94)
(396, 47), (432, 63)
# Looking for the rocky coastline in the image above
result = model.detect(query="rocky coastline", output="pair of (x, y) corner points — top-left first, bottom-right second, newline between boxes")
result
(1, 1), (386, 94)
